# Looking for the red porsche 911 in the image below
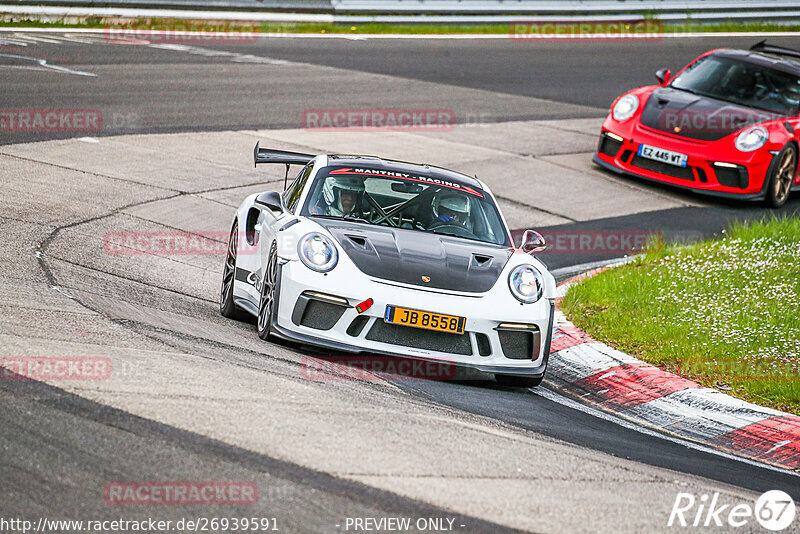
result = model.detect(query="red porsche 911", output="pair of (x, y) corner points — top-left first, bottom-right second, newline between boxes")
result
(594, 41), (800, 207)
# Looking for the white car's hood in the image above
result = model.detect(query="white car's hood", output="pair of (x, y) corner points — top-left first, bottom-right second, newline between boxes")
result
(317, 220), (513, 293)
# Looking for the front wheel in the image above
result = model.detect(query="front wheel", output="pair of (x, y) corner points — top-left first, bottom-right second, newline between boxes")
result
(220, 220), (247, 320)
(765, 144), (797, 208)
(257, 241), (278, 340)
(495, 374), (543, 388)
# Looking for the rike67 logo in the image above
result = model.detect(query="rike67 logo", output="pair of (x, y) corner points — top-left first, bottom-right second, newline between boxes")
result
(669, 490), (796, 531)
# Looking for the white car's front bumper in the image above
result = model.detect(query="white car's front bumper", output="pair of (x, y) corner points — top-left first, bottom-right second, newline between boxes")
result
(270, 259), (553, 377)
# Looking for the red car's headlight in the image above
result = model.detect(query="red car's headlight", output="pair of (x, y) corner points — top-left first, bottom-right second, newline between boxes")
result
(612, 94), (639, 122)
(734, 126), (769, 152)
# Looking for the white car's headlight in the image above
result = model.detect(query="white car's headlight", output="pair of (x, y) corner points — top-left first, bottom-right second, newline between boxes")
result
(508, 265), (544, 304)
(298, 233), (338, 272)
(612, 94), (639, 122)
(734, 126), (769, 152)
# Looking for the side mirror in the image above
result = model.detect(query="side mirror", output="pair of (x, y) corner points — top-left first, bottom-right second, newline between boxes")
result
(254, 191), (284, 213)
(520, 230), (546, 253)
(655, 68), (671, 85)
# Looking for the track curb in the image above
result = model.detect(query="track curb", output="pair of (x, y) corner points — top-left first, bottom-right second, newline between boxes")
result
(550, 263), (800, 471)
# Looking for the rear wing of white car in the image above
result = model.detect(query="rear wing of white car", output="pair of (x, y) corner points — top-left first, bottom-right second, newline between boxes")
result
(253, 141), (315, 168)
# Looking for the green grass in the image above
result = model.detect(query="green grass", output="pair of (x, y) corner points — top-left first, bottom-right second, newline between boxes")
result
(2, 17), (800, 35)
(561, 217), (800, 414)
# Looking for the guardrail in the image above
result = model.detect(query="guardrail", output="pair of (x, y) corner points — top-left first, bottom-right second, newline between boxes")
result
(3, 0), (800, 23)
(332, 0), (800, 13)
(5, 0), (333, 10)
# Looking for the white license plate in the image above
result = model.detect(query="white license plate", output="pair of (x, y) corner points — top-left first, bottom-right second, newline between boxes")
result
(637, 144), (688, 167)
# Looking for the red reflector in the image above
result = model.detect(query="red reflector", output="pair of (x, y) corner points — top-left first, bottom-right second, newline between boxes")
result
(355, 298), (373, 313)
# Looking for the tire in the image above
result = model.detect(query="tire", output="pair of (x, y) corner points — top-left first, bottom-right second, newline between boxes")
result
(495, 374), (543, 388)
(257, 241), (278, 341)
(765, 144), (797, 208)
(220, 220), (247, 320)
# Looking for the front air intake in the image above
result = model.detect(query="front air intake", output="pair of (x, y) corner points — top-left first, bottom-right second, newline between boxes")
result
(714, 166), (748, 189)
(366, 322), (472, 355)
(497, 324), (541, 360)
(291, 293), (348, 330)
(598, 134), (623, 157)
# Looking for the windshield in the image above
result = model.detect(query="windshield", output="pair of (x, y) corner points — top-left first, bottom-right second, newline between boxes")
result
(670, 55), (800, 115)
(301, 166), (511, 246)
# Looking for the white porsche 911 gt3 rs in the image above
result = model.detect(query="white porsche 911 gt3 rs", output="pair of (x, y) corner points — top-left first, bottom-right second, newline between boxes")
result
(219, 143), (556, 387)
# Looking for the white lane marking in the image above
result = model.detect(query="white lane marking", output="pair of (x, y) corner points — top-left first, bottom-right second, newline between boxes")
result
(77, 137), (99, 143)
(11, 33), (63, 44)
(6, 33), (101, 45)
(10, 33), (102, 45)
(0, 37), (27, 46)
(148, 43), (292, 65)
(107, 38), (150, 46)
(0, 65), (52, 73)
(50, 285), (73, 299)
(2, 27), (800, 40)
(0, 53), (96, 76)
(57, 34), (102, 44)
(536, 385), (800, 477)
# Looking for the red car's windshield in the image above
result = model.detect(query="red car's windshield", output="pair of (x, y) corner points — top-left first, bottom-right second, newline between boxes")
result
(670, 56), (800, 115)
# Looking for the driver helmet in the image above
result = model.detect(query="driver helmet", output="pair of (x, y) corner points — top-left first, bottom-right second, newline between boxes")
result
(322, 176), (365, 216)
(432, 191), (471, 227)
(727, 67), (756, 96)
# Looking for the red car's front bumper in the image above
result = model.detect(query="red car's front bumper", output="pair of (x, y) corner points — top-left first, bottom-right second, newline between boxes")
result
(594, 116), (777, 200)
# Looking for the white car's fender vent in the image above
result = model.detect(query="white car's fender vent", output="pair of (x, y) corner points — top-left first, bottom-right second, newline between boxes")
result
(366, 321), (472, 356)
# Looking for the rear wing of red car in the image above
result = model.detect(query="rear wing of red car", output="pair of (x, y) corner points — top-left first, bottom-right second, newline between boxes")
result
(750, 40), (800, 61)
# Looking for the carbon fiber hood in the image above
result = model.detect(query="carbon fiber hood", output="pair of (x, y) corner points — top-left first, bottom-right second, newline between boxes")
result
(318, 220), (513, 293)
(640, 87), (779, 141)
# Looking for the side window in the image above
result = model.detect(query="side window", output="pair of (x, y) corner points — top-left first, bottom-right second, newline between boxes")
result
(283, 163), (313, 213)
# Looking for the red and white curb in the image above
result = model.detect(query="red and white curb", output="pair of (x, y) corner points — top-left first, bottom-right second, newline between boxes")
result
(549, 265), (800, 471)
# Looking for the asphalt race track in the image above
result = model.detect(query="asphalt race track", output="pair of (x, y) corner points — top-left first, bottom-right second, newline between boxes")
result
(1, 31), (800, 533)
(2, 35), (800, 139)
